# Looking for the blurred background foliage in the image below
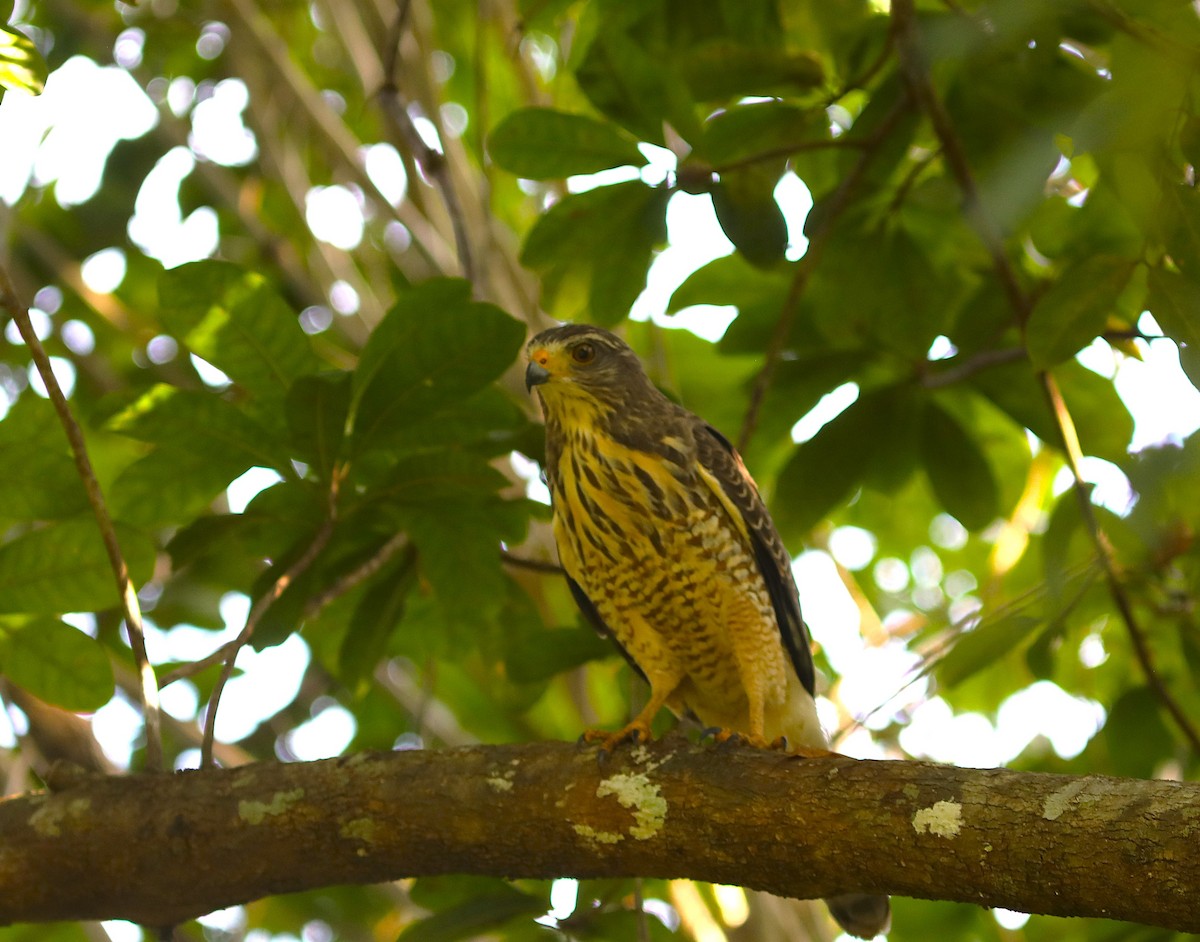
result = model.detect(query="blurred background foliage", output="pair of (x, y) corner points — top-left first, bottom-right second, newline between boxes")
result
(1, 0), (1199, 940)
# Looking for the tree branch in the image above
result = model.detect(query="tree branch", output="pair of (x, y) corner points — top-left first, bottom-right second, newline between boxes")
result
(0, 264), (163, 773)
(378, 0), (477, 285)
(1, 741), (1196, 932)
(200, 519), (336, 767)
(1040, 373), (1200, 754)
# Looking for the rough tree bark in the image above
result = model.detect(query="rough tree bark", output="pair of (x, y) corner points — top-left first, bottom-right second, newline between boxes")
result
(0, 738), (1196, 931)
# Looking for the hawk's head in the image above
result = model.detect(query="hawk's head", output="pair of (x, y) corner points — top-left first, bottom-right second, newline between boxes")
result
(524, 325), (651, 410)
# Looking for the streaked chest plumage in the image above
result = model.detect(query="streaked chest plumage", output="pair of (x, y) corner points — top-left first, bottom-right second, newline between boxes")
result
(545, 421), (788, 716)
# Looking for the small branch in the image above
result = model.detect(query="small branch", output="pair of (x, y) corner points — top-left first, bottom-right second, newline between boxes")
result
(378, 0), (477, 285)
(711, 137), (865, 176)
(302, 532), (411, 619)
(220, 0), (454, 274)
(200, 520), (335, 767)
(886, 144), (942, 214)
(0, 264), (163, 773)
(830, 18), (896, 102)
(500, 549), (564, 574)
(1, 741), (1198, 931)
(737, 95), (913, 452)
(891, 0), (1031, 322)
(920, 346), (1026, 388)
(1041, 373), (1200, 755)
(163, 529), (407, 693)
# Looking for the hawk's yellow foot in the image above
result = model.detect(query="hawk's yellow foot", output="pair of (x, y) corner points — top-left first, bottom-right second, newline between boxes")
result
(525, 324), (892, 940)
(704, 727), (787, 752)
(580, 719), (654, 754)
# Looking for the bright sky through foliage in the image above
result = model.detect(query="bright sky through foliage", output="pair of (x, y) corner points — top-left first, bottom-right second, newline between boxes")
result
(1, 41), (1197, 794)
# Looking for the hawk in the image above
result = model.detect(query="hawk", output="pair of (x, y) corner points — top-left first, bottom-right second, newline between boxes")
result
(525, 324), (891, 939)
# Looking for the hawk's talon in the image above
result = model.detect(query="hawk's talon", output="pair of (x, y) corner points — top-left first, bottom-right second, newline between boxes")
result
(581, 720), (654, 758)
(702, 728), (785, 751)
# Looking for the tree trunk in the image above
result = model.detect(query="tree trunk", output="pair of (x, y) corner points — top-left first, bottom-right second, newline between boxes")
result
(0, 738), (1195, 931)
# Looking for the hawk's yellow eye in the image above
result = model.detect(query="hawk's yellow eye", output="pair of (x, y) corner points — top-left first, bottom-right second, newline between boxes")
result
(571, 343), (596, 364)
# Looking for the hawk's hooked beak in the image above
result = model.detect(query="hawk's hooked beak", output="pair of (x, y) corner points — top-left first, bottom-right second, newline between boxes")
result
(525, 361), (551, 392)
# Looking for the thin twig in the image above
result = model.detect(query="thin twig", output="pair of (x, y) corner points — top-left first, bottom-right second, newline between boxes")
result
(0, 264), (164, 772)
(165, 530), (409, 691)
(844, 559), (1102, 740)
(200, 521), (335, 767)
(499, 550), (563, 574)
(886, 144), (943, 214)
(712, 137), (865, 176)
(891, 0), (1030, 322)
(920, 346), (1026, 388)
(1042, 374), (1200, 754)
(303, 532), (411, 619)
(221, 0), (453, 274)
(892, 0), (1200, 756)
(737, 94), (914, 452)
(378, 0), (477, 285)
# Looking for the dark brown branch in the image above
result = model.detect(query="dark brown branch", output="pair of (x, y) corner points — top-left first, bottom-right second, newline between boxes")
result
(0, 265), (163, 773)
(0, 740), (1197, 932)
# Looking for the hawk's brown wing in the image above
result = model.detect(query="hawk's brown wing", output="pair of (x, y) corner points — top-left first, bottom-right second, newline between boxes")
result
(695, 423), (817, 698)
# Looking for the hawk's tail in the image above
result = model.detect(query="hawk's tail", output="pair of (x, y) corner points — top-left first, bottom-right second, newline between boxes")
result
(824, 893), (892, 939)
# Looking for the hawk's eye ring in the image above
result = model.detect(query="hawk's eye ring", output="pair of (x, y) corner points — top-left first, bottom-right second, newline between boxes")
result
(571, 343), (596, 364)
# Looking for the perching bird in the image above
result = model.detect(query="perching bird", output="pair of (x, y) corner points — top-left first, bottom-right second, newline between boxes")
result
(525, 324), (891, 940)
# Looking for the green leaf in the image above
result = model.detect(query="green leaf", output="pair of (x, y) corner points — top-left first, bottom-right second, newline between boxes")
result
(375, 452), (513, 505)
(683, 41), (823, 100)
(0, 519), (156, 614)
(488, 108), (646, 179)
(710, 167), (788, 268)
(774, 386), (917, 538)
(388, 387), (532, 458)
(109, 446), (255, 527)
(1025, 255), (1135, 369)
(286, 373), (352, 478)
(338, 547), (417, 692)
(0, 617), (114, 712)
(521, 181), (669, 325)
(575, 27), (700, 144)
(158, 261), (320, 402)
(0, 397), (89, 522)
(398, 893), (547, 942)
(505, 626), (614, 683)
(108, 384), (290, 472)
(0, 24), (47, 96)
(351, 279), (526, 452)
(936, 614), (1042, 690)
(401, 502), (524, 633)
(1146, 267), (1200, 391)
(1103, 687), (1176, 778)
(806, 227), (958, 359)
(701, 100), (829, 167)
(969, 359), (1133, 464)
(920, 402), (999, 531)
